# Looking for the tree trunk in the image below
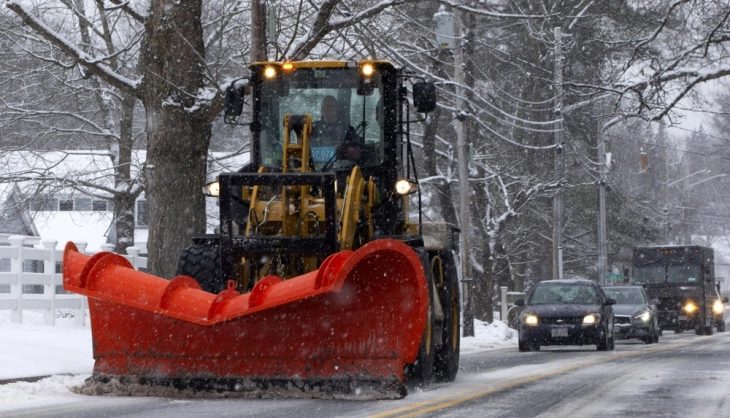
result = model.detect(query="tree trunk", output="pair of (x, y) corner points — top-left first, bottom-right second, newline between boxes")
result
(141, 0), (210, 278)
(145, 109), (210, 277)
(114, 93), (140, 255)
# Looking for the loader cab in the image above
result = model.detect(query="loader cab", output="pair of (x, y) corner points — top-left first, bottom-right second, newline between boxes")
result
(246, 61), (398, 180)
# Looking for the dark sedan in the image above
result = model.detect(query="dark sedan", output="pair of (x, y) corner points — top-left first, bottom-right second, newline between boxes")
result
(601, 285), (659, 344)
(517, 279), (616, 352)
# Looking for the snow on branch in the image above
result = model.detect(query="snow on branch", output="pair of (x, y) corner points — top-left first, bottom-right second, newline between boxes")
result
(436, 0), (552, 19)
(6, 1), (142, 94)
(106, 0), (146, 24)
(289, 0), (418, 61)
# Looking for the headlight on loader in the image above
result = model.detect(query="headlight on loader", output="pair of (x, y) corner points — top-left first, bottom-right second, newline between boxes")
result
(395, 179), (419, 195)
(713, 300), (724, 315)
(683, 301), (698, 314)
(202, 181), (220, 197)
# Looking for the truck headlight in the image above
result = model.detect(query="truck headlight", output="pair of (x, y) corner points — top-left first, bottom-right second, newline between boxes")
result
(683, 301), (698, 314)
(713, 300), (724, 315)
(521, 314), (538, 326)
(634, 311), (651, 322)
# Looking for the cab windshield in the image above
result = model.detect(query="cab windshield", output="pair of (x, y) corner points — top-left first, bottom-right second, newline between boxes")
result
(633, 264), (701, 284)
(258, 67), (384, 171)
(633, 264), (664, 285)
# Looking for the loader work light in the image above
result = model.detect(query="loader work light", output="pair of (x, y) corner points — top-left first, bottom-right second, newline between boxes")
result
(358, 62), (375, 95)
(263, 66), (277, 79)
(361, 63), (374, 77)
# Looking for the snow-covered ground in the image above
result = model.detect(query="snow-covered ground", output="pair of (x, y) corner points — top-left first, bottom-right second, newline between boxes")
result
(0, 309), (517, 410)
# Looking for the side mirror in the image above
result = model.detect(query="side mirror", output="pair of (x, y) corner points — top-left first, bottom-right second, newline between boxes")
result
(413, 82), (436, 113)
(651, 298), (661, 305)
(224, 78), (250, 118)
(605, 298), (617, 306)
(514, 299), (525, 307)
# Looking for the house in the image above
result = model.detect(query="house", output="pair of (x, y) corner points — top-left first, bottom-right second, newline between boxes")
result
(0, 150), (248, 254)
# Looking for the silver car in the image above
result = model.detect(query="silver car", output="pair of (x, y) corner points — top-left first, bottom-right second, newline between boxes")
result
(602, 285), (660, 344)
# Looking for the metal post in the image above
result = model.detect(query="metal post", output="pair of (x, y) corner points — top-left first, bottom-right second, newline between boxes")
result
(553, 27), (564, 280)
(500, 286), (508, 322)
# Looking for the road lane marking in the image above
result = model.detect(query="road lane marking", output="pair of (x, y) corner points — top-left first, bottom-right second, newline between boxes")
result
(373, 337), (710, 417)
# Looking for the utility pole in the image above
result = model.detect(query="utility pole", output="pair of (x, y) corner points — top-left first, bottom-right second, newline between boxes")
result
(251, 0), (267, 62)
(434, 5), (472, 336)
(597, 107), (607, 285)
(453, 8), (474, 337)
(659, 123), (670, 244)
(552, 27), (565, 280)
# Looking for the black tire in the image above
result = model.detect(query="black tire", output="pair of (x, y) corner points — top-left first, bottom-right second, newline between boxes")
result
(695, 325), (704, 335)
(718, 317), (726, 332)
(704, 323), (714, 335)
(405, 248), (437, 386)
(608, 331), (615, 350)
(432, 251), (460, 383)
(519, 341), (539, 352)
(653, 324), (660, 343)
(176, 243), (222, 293)
(597, 327), (612, 351)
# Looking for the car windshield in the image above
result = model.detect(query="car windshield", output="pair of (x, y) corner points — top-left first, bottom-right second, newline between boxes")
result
(528, 284), (599, 305)
(602, 288), (646, 305)
(258, 67), (384, 171)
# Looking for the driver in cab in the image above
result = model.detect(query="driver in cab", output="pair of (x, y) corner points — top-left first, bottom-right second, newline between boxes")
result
(311, 95), (362, 165)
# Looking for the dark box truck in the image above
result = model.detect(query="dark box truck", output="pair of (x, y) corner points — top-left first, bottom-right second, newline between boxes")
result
(632, 245), (726, 335)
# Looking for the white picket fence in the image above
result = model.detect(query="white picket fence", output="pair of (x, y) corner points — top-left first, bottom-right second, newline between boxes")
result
(0, 234), (147, 326)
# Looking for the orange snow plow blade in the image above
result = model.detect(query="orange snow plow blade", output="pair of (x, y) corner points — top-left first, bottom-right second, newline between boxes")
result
(63, 239), (428, 399)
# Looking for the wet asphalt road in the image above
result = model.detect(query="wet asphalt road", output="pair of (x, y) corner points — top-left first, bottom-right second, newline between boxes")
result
(4, 330), (730, 417)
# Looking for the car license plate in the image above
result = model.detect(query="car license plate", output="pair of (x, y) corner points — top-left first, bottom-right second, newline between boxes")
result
(551, 327), (568, 338)
(678, 315), (687, 321)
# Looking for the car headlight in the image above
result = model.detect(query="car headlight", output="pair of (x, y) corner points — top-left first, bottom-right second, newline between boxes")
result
(521, 313), (538, 326)
(713, 300), (724, 315)
(683, 301), (698, 314)
(634, 311), (651, 322)
(582, 314), (601, 325)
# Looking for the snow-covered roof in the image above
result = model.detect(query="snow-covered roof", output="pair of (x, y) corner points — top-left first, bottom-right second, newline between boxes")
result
(0, 150), (250, 250)
(30, 211), (113, 253)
